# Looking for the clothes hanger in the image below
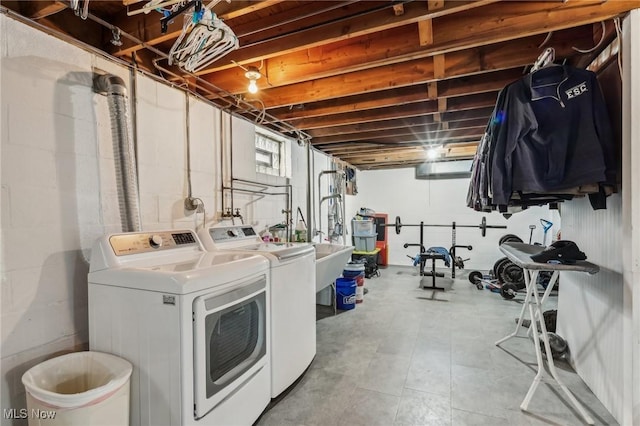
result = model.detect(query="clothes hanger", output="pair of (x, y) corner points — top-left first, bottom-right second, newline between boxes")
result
(168, 5), (238, 73)
(528, 47), (567, 89)
(530, 47), (558, 73)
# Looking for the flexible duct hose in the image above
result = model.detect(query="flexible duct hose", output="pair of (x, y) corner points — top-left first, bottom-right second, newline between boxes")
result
(94, 74), (141, 232)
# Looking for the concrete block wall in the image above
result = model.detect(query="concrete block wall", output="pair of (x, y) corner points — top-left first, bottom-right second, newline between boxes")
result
(1, 17), (102, 422)
(134, 74), (222, 231)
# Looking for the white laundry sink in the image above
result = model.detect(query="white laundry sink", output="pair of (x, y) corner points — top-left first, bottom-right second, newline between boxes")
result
(313, 243), (354, 292)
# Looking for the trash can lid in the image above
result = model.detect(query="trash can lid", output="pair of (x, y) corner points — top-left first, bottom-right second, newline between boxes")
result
(21, 351), (132, 409)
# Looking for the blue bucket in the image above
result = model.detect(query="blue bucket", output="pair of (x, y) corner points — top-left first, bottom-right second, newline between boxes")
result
(335, 277), (356, 310)
(343, 263), (365, 280)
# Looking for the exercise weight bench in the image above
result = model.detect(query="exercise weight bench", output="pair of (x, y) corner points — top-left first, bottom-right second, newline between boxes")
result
(419, 251), (446, 290)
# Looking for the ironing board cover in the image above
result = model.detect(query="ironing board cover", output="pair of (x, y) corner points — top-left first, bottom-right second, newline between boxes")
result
(500, 242), (599, 274)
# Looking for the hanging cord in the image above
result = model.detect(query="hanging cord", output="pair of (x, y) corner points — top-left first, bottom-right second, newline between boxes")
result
(296, 207), (307, 228)
(572, 21), (606, 53)
(187, 197), (206, 230)
(185, 93), (193, 203)
(537, 31), (554, 49)
(614, 17), (623, 78)
(248, 99), (267, 124)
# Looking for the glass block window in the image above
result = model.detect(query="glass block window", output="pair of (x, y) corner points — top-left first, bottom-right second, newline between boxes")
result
(255, 131), (283, 176)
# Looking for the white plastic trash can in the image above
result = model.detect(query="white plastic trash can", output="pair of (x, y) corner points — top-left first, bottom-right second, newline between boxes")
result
(21, 351), (132, 425)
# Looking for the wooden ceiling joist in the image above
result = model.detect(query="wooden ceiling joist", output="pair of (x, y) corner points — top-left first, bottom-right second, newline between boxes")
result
(5, 0), (635, 169)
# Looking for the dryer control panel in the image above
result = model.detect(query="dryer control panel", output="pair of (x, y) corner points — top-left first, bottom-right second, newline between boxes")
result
(209, 226), (259, 244)
(109, 230), (198, 256)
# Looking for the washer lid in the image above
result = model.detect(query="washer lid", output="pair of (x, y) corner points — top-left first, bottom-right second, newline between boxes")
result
(88, 229), (269, 294)
(89, 251), (269, 294)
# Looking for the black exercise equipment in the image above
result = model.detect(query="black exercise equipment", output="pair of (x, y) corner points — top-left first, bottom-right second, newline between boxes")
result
(403, 219), (473, 283)
(493, 257), (509, 278)
(500, 263), (525, 287)
(389, 216), (506, 236)
(545, 332), (568, 358)
(420, 251), (447, 291)
(500, 282), (519, 299)
(494, 258), (512, 283)
(499, 234), (523, 245)
(528, 224), (536, 244)
(468, 270), (484, 290)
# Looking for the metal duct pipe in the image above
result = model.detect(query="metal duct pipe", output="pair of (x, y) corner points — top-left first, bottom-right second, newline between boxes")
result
(94, 74), (142, 232)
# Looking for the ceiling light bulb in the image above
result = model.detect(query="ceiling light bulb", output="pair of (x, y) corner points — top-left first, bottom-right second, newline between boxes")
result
(427, 147), (439, 159)
(247, 79), (258, 94)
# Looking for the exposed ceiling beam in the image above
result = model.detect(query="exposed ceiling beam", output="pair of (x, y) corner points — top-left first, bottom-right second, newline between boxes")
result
(311, 122), (487, 145)
(216, 26), (592, 109)
(21, 1), (67, 20)
(202, 0), (500, 72)
(308, 117), (488, 139)
(292, 92), (497, 130)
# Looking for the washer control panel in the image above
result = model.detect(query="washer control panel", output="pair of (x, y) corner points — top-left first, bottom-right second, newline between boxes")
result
(109, 230), (198, 256)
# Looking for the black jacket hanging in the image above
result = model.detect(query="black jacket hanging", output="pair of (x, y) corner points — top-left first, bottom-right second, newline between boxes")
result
(490, 65), (615, 205)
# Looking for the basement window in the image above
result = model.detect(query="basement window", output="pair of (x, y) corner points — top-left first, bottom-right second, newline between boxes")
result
(255, 130), (286, 176)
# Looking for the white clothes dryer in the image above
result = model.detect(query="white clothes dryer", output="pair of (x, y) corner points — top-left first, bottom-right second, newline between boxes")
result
(198, 225), (316, 398)
(88, 229), (271, 426)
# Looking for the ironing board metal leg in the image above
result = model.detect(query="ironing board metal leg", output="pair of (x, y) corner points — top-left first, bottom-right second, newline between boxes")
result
(495, 269), (537, 346)
(526, 271), (560, 339)
(519, 268), (595, 425)
(520, 288), (544, 410)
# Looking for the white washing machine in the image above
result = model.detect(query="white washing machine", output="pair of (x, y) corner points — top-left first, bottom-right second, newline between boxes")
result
(88, 229), (271, 426)
(198, 225), (316, 398)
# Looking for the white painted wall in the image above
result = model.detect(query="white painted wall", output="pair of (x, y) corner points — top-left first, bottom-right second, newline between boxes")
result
(558, 195), (624, 421)
(622, 10), (640, 424)
(0, 16), (306, 422)
(135, 74), (219, 231)
(221, 113), (305, 236)
(554, 12), (640, 425)
(345, 168), (558, 271)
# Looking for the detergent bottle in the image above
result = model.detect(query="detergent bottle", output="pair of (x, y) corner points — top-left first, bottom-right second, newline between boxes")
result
(294, 220), (307, 242)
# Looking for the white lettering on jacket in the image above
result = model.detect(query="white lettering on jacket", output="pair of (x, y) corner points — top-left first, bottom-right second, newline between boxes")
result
(565, 82), (588, 99)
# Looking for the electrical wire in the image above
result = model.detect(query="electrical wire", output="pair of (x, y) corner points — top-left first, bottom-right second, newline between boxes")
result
(614, 17), (623, 78)
(1, 5), (310, 143)
(572, 21), (606, 54)
(537, 31), (553, 49)
(185, 93), (193, 201)
(247, 99), (267, 124)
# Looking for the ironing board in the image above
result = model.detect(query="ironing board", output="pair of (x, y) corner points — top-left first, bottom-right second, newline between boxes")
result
(495, 242), (599, 425)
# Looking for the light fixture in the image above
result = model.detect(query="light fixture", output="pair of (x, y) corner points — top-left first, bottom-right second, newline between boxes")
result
(245, 66), (261, 94)
(427, 145), (441, 159)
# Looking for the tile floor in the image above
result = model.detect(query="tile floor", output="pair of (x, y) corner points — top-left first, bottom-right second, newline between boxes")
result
(257, 266), (618, 426)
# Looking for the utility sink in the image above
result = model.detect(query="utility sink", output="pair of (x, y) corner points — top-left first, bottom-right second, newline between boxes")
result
(313, 243), (354, 292)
